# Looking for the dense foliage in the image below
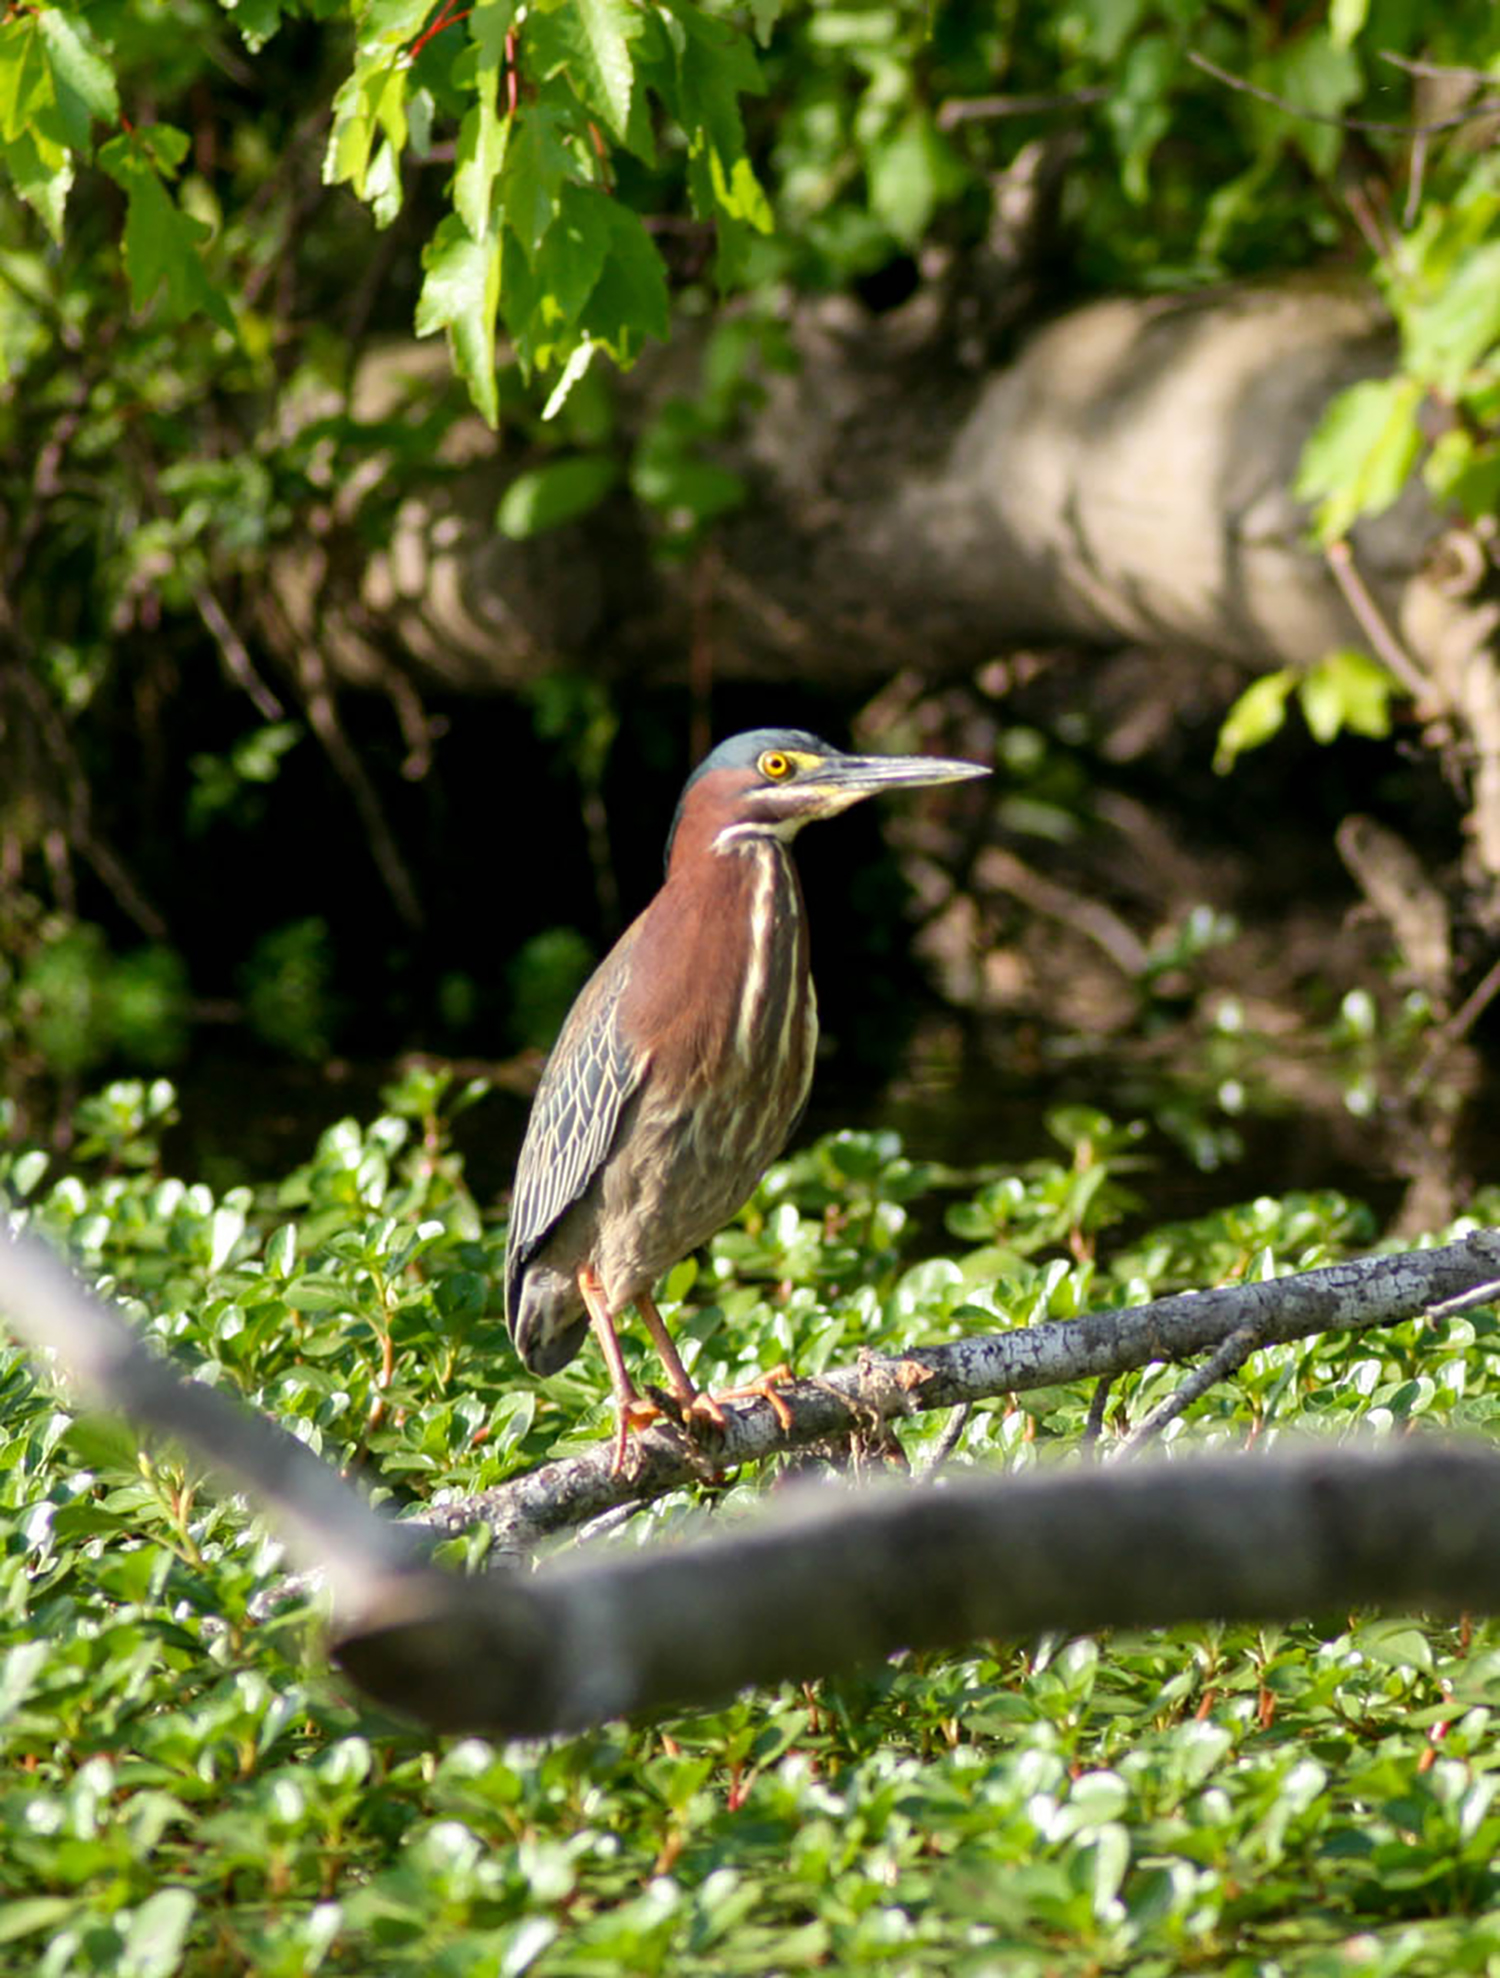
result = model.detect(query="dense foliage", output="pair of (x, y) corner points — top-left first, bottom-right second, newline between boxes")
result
(4, 1075), (1500, 1972)
(2, 0), (1499, 1114)
(5, 6), (1500, 1966)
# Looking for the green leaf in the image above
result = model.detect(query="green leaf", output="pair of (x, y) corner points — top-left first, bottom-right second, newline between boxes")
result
(748, 0), (784, 47)
(1070, 0), (1148, 64)
(1404, 241), (1500, 397)
(569, 0), (638, 141)
(1259, 31), (1361, 177)
(501, 103), (575, 263)
(541, 181), (613, 321)
(1297, 649), (1394, 743)
(1214, 669), (1296, 772)
(1294, 374), (1423, 542)
(36, 9), (118, 150)
(632, 421), (746, 524)
(496, 453), (619, 536)
(1424, 428), (1500, 523)
(541, 335), (598, 419)
(1329, 0), (1369, 49)
(0, 124), (72, 241)
(98, 131), (237, 334)
(1355, 1620), (1434, 1672)
(266, 1221), (298, 1276)
(664, 0), (771, 232)
(1107, 32), (1174, 204)
(324, 55), (408, 221)
(453, 1), (516, 238)
(222, 0), (290, 53)
(470, 0), (517, 68)
(578, 196), (670, 361)
(500, 180), (613, 373)
(358, 0), (436, 44)
(0, 1899), (76, 1947)
(0, 16), (52, 146)
(866, 108), (963, 248)
(120, 1888), (196, 1978)
(416, 210), (502, 426)
(454, 92), (510, 239)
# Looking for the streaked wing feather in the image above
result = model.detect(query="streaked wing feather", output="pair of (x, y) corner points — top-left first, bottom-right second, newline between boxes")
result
(504, 965), (646, 1319)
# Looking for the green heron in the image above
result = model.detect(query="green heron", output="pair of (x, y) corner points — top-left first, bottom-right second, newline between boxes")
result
(504, 727), (990, 1468)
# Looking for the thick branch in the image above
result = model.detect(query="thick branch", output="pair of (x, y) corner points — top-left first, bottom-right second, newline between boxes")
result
(269, 284), (1470, 694)
(0, 1228), (425, 1613)
(421, 1230), (1500, 1550)
(341, 1442), (1500, 1734)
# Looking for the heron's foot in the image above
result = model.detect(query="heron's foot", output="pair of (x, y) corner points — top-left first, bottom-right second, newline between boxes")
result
(609, 1395), (665, 1475)
(685, 1389), (729, 1432)
(714, 1363), (796, 1433)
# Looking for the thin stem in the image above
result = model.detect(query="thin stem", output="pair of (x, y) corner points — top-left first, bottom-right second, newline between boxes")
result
(1188, 49), (1500, 137)
(1324, 539), (1432, 706)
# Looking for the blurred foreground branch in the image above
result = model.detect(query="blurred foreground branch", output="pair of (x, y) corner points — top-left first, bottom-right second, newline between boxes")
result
(344, 1440), (1500, 1732)
(3, 1227), (1500, 1735)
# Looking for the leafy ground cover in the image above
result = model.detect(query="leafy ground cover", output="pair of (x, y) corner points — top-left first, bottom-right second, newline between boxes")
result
(4, 1071), (1500, 1974)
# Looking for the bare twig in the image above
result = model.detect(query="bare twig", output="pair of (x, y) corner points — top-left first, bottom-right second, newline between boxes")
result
(4, 663), (167, 939)
(1379, 50), (1500, 92)
(936, 88), (1108, 131)
(0, 1229), (422, 1611)
(1187, 50), (1500, 138)
(1342, 177), (1397, 263)
(1324, 539), (1433, 705)
(195, 583), (285, 722)
(1435, 955), (1500, 1051)
(1405, 128), (1431, 232)
(976, 845), (1149, 976)
(921, 1403), (971, 1478)
(297, 646), (424, 929)
(1119, 1319), (1265, 1455)
(1082, 1375), (1113, 1455)
(1335, 814), (1453, 1008)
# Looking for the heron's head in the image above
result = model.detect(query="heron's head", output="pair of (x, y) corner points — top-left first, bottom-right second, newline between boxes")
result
(664, 728), (990, 869)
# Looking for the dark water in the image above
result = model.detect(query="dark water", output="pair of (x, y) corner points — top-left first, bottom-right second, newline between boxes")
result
(162, 1016), (1444, 1242)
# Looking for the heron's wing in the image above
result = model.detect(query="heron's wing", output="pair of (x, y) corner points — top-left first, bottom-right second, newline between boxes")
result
(503, 956), (647, 1324)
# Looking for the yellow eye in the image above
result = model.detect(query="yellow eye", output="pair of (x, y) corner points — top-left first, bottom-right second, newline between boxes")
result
(759, 750), (791, 781)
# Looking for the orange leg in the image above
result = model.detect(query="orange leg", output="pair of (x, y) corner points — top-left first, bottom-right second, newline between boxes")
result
(638, 1291), (795, 1437)
(715, 1363), (796, 1432)
(637, 1292), (727, 1431)
(579, 1267), (661, 1473)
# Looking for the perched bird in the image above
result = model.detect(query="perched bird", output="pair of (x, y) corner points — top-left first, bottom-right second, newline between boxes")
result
(504, 727), (990, 1468)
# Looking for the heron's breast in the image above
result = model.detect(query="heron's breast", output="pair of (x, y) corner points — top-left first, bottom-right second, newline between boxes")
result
(592, 836), (818, 1297)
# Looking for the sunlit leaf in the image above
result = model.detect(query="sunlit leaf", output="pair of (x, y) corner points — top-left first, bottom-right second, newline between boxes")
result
(1404, 240), (1500, 396)
(35, 8), (118, 148)
(1214, 669), (1296, 772)
(1294, 374), (1423, 542)
(569, 0), (638, 141)
(1297, 649), (1394, 744)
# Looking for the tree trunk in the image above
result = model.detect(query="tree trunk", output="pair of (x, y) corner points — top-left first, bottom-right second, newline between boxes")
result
(266, 279), (1483, 697)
